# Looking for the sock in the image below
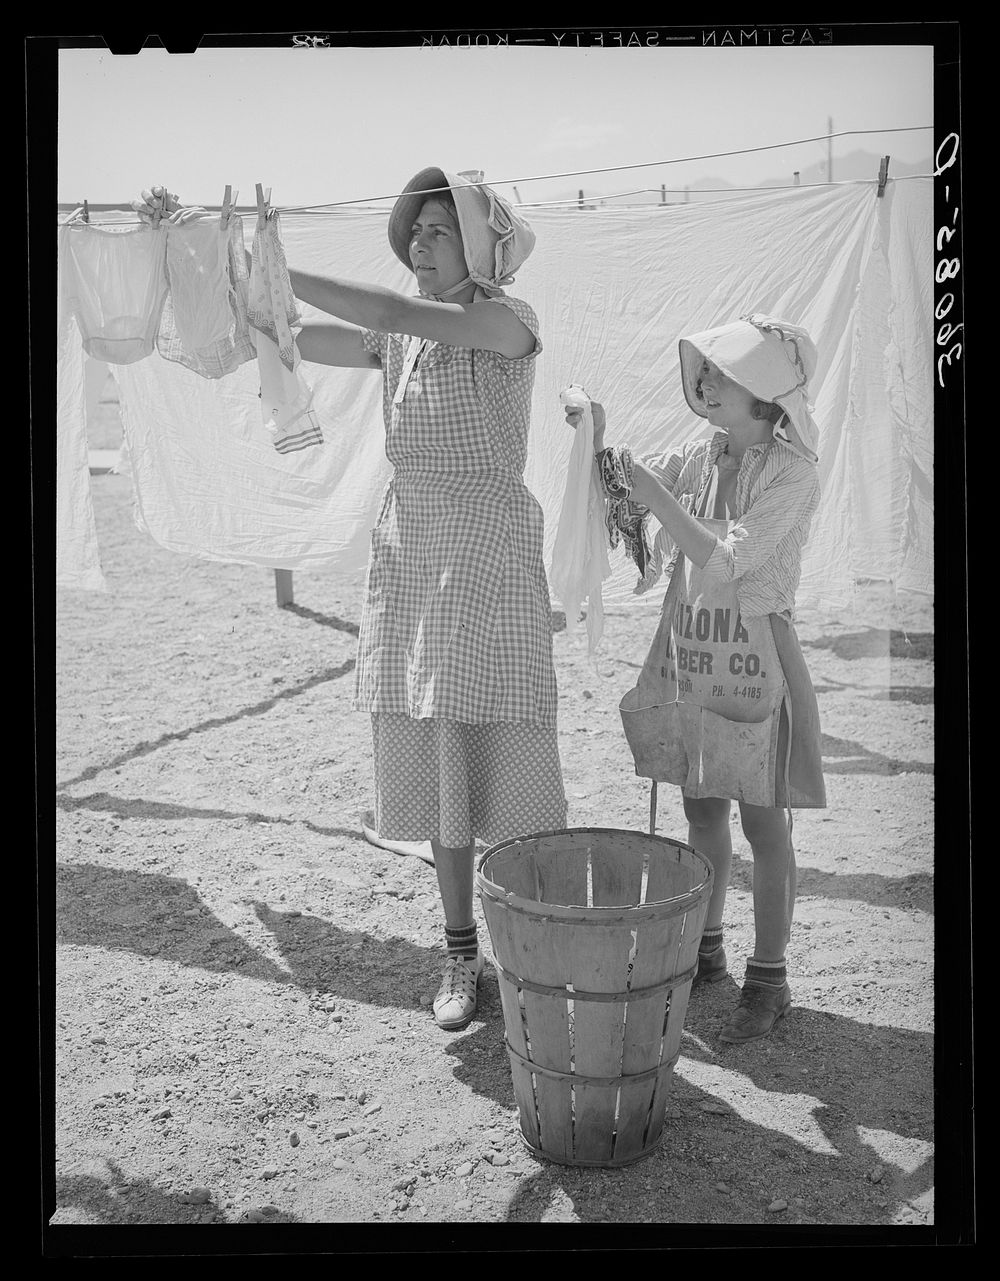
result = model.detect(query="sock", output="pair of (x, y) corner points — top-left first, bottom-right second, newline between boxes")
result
(445, 923), (478, 960)
(745, 957), (787, 987)
(699, 927), (724, 957)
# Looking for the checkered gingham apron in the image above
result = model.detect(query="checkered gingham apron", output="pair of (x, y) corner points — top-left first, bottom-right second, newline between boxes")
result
(354, 296), (558, 725)
(354, 295), (565, 845)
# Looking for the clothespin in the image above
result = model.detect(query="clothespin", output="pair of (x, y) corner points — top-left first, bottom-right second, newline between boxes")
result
(876, 155), (890, 198)
(265, 187), (273, 221)
(82, 199), (89, 224)
(255, 183), (269, 230)
(221, 184), (240, 229)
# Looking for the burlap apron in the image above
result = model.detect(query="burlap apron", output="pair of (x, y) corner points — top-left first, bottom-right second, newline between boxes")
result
(619, 458), (792, 810)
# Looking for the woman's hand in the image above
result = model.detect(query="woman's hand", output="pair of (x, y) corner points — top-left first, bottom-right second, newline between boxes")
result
(130, 186), (211, 227)
(563, 398), (606, 451)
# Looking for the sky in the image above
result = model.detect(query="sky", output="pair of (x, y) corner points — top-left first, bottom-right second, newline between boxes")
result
(55, 39), (935, 211)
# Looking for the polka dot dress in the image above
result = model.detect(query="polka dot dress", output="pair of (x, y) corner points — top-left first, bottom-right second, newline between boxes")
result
(372, 714), (567, 848)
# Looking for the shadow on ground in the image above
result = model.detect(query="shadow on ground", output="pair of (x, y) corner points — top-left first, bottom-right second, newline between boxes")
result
(801, 629), (933, 661)
(55, 861), (451, 1008)
(56, 658), (356, 790)
(53, 1159), (299, 1225)
(725, 857), (933, 914)
(820, 733), (933, 776)
(467, 994), (935, 1224)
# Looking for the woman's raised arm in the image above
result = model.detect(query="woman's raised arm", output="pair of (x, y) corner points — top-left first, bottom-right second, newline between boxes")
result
(287, 268), (535, 360)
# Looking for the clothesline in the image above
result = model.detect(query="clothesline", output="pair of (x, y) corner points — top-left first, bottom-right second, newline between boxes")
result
(59, 124), (932, 225)
(517, 172), (933, 207)
(57, 173), (930, 225)
(274, 126), (933, 213)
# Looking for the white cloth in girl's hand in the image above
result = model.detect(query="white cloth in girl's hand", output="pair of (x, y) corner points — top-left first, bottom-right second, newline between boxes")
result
(248, 212), (324, 454)
(549, 385), (611, 652)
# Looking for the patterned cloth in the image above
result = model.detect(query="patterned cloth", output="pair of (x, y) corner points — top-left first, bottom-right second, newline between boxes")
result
(371, 714), (566, 847)
(354, 294), (559, 726)
(634, 432), (821, 622)
(596, 446), (652, 577)
(247, 212), (324, 455)
(156, 215), (256, 380)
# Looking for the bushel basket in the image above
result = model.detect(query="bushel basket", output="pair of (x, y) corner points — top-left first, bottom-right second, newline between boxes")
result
(476, 827), (713, 1167)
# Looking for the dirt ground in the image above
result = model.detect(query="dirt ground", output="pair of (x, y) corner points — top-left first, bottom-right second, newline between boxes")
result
(48, 385), (941, 1247)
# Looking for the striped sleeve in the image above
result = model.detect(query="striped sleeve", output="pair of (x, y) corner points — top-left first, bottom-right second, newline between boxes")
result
(703, 450), (820, 583)
(638, 436), (710, 497)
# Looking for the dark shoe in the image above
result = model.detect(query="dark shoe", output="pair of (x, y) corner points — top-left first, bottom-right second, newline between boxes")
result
(719, 981), (791, 1043)
(692, 946), (728, 987)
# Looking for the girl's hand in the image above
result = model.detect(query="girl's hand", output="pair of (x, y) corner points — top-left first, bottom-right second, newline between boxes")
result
(563, 399), (606, 451)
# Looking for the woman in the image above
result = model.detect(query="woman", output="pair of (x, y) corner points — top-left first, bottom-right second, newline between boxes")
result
(565, 314), (827, 1044)
(136, 173), (567, 1032)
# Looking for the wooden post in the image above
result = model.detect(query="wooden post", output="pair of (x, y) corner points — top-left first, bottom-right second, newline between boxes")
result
(274, 569), (294, 607)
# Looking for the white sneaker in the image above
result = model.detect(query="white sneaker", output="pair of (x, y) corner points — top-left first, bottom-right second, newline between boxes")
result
(432, 951), (484, 1030)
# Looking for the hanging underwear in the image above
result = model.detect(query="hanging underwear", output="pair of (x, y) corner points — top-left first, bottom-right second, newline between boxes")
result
(59, 222), (169, 365)
(156, 215), (256, 379)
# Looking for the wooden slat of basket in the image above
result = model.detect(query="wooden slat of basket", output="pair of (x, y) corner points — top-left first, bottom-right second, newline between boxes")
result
(633, 903), (706, 1148)
(645, 985), (693, 1142)
(482, 845), (540, 901)
(622, 915), (681, 1070)
(534, 837), (589, 906)
(613, 900), (686, 1153)
(614, 1059), (676, 1160)
(568, 918), (634, 1164)
(590, 834), (645, 907)
(643, 839), (694, 905)
(480, 894), (541, 1149)
(513, 914), (575, 1163)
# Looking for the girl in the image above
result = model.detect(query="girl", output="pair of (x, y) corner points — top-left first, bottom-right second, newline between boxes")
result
(565, 314), (826, 1043)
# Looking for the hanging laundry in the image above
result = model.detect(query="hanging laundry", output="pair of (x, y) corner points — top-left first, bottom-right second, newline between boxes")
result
(247, 211), (324, 454)
(156, 215), (255, 379)
(58, 183), (933, 607)
(549, 384), (611, 652)
(57, 240), (107, 592)
(59, 221), (169, 365)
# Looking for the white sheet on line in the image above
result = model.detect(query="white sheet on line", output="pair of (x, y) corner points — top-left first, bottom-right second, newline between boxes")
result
(57, 248), (108, 593)
(56, 180), (934, 615)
